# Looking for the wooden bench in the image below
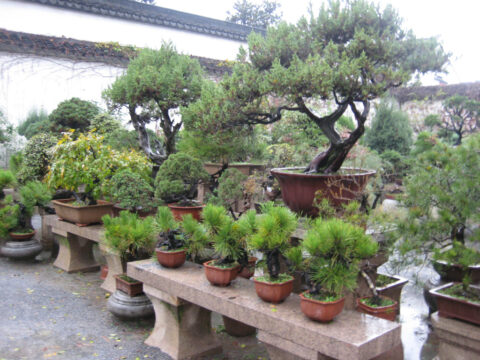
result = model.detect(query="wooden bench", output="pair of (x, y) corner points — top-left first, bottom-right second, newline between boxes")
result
(128, 259), (402, 360)
(44, 215), (122, 293)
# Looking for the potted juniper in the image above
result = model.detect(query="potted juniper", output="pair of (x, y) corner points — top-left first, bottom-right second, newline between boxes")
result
(155, 206), (186, 268)
(248, 202), (298, 303)
(154, 152), (209, 221)
(0, 169), (16, 201)
(107, 169), (158, 218)
(202, 204), (249, 286)
(0, 181), (52, 259)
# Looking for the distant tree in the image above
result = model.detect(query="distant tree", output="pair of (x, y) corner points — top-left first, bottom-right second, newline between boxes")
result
(49, 98), (100, 134)
(0, 109), (13, 144)
(226, 0), (281, 29)
(104, 44), (204, 165)
(17, 109), (51, 139)
(427, 95), (480, 145)
(364, 98), (413, 155)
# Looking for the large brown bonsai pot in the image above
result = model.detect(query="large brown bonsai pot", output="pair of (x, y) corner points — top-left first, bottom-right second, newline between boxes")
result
(168, 203), (204, 221)
(52, 198), (113, 226)
(300, 292), (345, 322)
(156, 248), (186, 268)
(253, 276), (294, 303)
(270, 167), (376, 216)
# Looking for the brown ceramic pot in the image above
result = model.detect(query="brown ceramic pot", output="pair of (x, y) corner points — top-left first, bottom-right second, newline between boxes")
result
(168, 203), (204, 221)
(115, 274), (143, 297)
(9, 230), (36, 241)
(238, 257), (257, 279)
(356, 296), (398, 321)
(52, 198), (113, 226)
(253, 276), (294, 303)
(270, 167), (376, 216)
(203, 260), (240, 286)
(430, 282), (480, 325)
(156, 249), (186, 268)
(433, 260), (480, 283)
(376, 274), (408, 315)
(299, 292), (345, 322)
(100, 265), (108, 280)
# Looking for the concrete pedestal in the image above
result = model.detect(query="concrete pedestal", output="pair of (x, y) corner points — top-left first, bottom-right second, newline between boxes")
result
(143, 285), (222, 360)
(53, 231), (99, 273)
(431, 312), (480, 360)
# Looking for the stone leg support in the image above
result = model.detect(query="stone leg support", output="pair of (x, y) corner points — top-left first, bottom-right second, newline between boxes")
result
(39, 210), (54, 250)
(99, 244), (124, 293)
(143, 285), (222, 360)
(53, 230), (100, 273)
(432, 312), (480, 360)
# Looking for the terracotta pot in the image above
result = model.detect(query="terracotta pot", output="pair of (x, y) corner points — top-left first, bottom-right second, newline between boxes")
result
(271, 167), (376, 216)
(299, 292), (345, 322)
(156, 249), (186, 268)
(433, 260), (480, 283)
(253, 276), (294, 303)
(430, 282), (480, 325)
(356, 296), (398, 321)
(115, 274), (143, 297)
(112, 204), (157, 218)
(168, 203), (204, 221)
(238, 257), (257, 279)
(376, 274), (408, 315)
(52, 198), (113, 226)
(9, 230), (36, 241)
(100, 265), (109, 280)
(203, 260), (240, 286)
(203, 163), (265, 176)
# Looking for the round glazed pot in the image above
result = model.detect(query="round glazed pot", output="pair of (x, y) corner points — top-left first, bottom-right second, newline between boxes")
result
(107, 290), (154, 320)
(270, 167), (376, 216)
(1, 239), (42, 260)
(356, 296), (398, 321)
(168, 203), (204, 221)
(253, 276), (294, 303)
(9, 230), (36, 241)
(156, 249), (186, 268)
(238, 257), (257, 279)
(300, 292), (345, 322)
(204, 260), (240, 286)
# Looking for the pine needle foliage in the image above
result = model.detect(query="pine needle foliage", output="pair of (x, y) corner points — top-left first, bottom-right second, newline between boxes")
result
(19, 181), (52, 217)
(102, 211), (156, 261)
(0, 170), (16, 199)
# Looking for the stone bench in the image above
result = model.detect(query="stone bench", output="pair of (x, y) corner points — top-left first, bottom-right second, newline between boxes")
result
(44, 215), (122, 293)
(128, 259), (402, 360)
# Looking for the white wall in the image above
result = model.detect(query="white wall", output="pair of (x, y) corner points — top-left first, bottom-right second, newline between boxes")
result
(0, 0), (245, 60)
(0, 52), (124, 125)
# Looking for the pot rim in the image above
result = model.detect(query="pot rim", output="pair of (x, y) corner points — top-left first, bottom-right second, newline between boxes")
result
(156, 248), (186, 254)
(433, 259), (480, 270)
(167, 203), (205, 210)
(375, 274), (409, 291)
(252, 275), (294, 286)
(203, 259), (240, 270)
(52, 198), (113, 208)
(114, 274), (142, 285)
(271, 167), (376, 178)
(357, 295), (398, 310)
(300, 291), (345, 305)
(429, 282), (480, 305)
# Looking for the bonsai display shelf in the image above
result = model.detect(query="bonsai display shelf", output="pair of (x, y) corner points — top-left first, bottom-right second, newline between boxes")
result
(44, 215), (123, 292)
(128, 259), (402, 360)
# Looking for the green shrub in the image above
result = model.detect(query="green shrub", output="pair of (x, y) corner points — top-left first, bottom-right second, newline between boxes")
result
(364, 98), (412, 155)
(9, 152), (23, 176)
(0, 170), (16, 198)
(49, 97), (100, 134)
(102, 211), (156, 261)
(208, 168), (247, 211)
(19, 181), (52, 216)
(17, 109), (52, 139)
(16, 133), (56, 184)
(154, 153), (209, 205)
(0, 196), (20, 237)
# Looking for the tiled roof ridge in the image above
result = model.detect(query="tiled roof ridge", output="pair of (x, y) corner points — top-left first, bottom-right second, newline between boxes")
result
(0, 28), (233, 76)
(23, 0), (264, 41)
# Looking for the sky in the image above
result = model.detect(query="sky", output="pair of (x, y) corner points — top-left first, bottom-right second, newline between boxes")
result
(154, 0), (480, 86)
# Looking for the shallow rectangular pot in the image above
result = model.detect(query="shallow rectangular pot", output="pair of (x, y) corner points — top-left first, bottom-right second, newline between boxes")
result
(115, 274), (143, 297)
(52, 198), (113, 225)
(377, 274), (408, 315)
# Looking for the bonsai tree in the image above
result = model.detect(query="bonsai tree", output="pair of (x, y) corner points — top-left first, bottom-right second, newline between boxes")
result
(0, 170), (16, 200)
(154, 152), (209, 205)
(210, 0), (448, 174)
(104, 45), (204, 165)
(290, 218), (378, 301)
(393, 134), (480, 272)
(248, 202), (297, 280)
(102, 211), (156, 262)
(180, 214), (210, 263)
(106, 169), (158, 213)
(155, 206), (184, 251)
(427, 95), (480, 145)
(16, 133), (56, 185)
(49, 97), (100, 134)
(46, 132), (151, 205)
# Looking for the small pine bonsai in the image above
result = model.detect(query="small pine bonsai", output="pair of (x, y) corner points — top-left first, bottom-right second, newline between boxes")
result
(289, 218), (378, 301)
(102, 211), (156, 262)
(0, 170), (16, 200)
(155, 206), (184, 251)
(248, 202), (298, 281)
(154, 153), (209, 206)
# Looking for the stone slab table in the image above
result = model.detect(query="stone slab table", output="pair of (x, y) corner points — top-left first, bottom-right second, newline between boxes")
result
(128, 259), (402, 360)
(431, 312), (480, 360)
(44, 215), (122, 293)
